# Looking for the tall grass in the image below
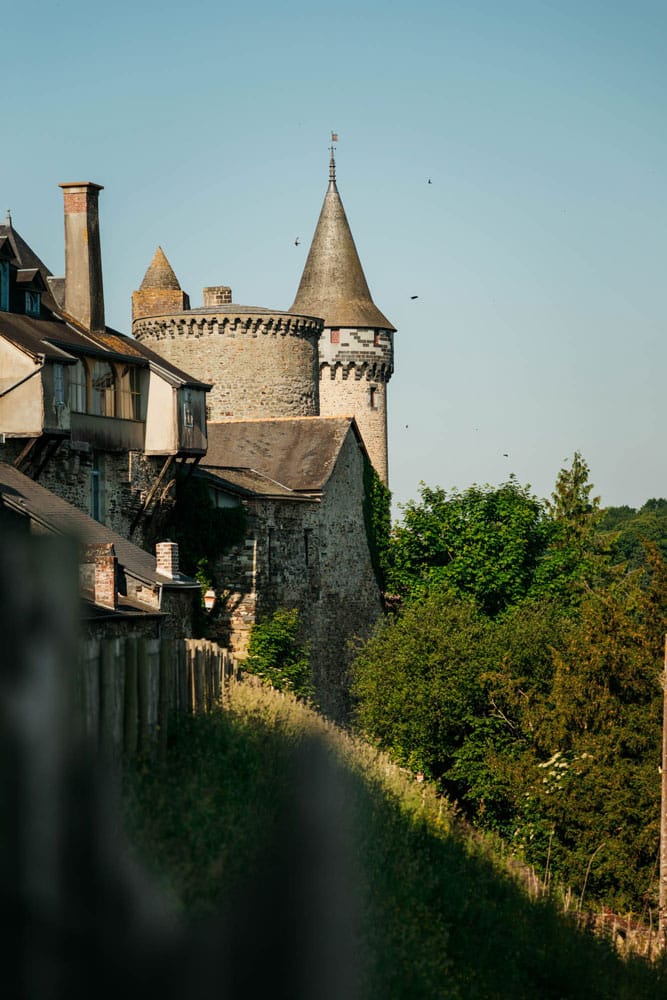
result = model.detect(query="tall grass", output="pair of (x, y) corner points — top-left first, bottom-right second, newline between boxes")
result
(124, 680), (667, 999)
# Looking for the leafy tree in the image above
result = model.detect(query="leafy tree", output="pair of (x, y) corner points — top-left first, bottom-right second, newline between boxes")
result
(352, 585), (492, 782)
(387, 478), (552, 616)
(533, 452), (612, 603)
(600, 499), (667, 568)
(362, 457), (392, 591)
(244, 608), (313, 701)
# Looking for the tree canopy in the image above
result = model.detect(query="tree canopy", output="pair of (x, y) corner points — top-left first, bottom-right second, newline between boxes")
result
(352, 455), (667, 915)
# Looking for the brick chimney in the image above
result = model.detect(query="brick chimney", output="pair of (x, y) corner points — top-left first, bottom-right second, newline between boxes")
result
(59, 182), (105, 333)
(82, 542), (117, 610)
(155, 540), (180, 579)
(202, 286), (232, 308)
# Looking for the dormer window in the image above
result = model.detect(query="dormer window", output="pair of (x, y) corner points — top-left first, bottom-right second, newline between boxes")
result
(25, 290), (41, 317)
(0, 261), (9, 311)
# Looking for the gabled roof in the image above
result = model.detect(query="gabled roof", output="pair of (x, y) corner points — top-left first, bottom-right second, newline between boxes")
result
(203, 416), (365, 493)
(0, 217), (210, 390)
(0, 312), (78, 363)
(0, 218), (59, 312)
(289, 152), (395, 332)
(0, 462), (198, 590)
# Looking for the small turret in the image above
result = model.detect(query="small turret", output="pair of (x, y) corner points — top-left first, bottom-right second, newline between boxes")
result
(290, 143), (395, 485)
(132, 246), (190, 322)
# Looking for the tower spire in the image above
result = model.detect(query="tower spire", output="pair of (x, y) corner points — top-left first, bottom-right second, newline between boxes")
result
(329, 131), (338, 186)
(289, 141), (394, 331)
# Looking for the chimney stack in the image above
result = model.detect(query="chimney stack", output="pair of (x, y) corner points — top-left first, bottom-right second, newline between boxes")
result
(155, 541), (180, 579)
(59, 182), (105, 332)
(202, 286), (232, 308)
(82, 542), (117, 610)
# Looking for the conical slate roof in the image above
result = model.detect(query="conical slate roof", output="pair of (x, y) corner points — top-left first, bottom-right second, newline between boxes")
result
(289, 153), (395, 331)
(139, 246), (181, 291)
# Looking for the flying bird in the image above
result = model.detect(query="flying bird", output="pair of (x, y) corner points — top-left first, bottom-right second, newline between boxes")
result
(428, 179), (432, 184)
(294, 238), (300, 246)
(410, 295), (418, 300)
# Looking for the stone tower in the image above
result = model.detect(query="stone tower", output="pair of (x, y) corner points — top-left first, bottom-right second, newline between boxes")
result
(132, 250), (322, 421)
(289, 147), (395, 484)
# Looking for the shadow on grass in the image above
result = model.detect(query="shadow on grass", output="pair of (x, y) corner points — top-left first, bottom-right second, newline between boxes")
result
(125, 701), (667, 1000)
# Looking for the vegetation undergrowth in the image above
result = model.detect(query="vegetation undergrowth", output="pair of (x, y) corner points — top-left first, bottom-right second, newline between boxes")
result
(124, 681), (667, 999)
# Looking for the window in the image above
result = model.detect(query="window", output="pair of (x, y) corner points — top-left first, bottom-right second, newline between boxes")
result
(53, 364), (65, 406)
(25, 290), (41, 317)
(0, 261), (9, 312)
(183, 390), (194, 429)
(304, 528), (312, 567)
(119, 365), (142, 419)
(373, 330), (381, 347)
(69, 361), (87, 413)
(90, 455), (104, 522)
(90, 361), (115, 417)
(369, 385), (378, 410)
(330, 328), (340, 344)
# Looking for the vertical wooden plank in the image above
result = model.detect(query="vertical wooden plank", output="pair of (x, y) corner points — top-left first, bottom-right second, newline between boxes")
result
(158, 640), (173, 760)
(194, 646), (205, 714)
(187, 639), (196, 715)
(78, 639), (100, 742)
(124, 638), (138, 759)
(206, 643), (213, 712)
(147, 638), (161, 742)
(99, 638), (125, 763)
(212, 646), (221, 706)
(137, 638), (150, 753)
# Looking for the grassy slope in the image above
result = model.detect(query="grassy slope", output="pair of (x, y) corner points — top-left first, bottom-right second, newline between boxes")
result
(124, 681), (667, 999)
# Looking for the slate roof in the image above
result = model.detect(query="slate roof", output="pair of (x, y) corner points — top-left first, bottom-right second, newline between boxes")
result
(195, 465), (314, 501)
(0, 219), (59, 312)
(203, 417), (363, 493)
(0, 219), (210, 390)
(289, 153), (395, 332)
(0, 462), (198, 590)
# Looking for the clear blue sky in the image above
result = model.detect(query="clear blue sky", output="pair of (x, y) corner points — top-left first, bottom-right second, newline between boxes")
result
(5, 0), (666, 515)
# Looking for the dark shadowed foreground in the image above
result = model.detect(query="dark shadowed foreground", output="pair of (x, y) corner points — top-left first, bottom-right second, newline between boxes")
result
(3, 530), (667, 999)
(0, 531), (360, 1000)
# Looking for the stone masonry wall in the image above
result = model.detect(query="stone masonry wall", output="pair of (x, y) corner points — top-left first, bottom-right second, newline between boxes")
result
(318, 326), (393, 484)
(133, 312), (323, 421)
(0, 439), (175, 550)
(207, 429), (383, 721)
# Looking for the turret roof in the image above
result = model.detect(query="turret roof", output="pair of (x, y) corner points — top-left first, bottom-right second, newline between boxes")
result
(289, 151), (395, 331)
(139, 246), (182, 291)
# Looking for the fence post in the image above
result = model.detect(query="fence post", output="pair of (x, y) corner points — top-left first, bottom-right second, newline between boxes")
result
(158, 640), (174, 760)
(124, 638), (139, 758)
(100, 638), (125, 763)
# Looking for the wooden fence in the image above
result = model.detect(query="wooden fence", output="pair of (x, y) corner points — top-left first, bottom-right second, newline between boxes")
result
(76, 637), (239, 761)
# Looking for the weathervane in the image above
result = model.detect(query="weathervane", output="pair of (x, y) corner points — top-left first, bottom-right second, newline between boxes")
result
(329, 131), (339, 183)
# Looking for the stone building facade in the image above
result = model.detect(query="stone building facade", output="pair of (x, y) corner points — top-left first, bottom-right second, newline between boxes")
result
(200, 417), (383, 720)
(127, 149), (396, 717)
(132, 267), (323, 422)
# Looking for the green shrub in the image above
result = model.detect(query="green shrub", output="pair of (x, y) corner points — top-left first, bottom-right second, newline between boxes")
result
(244, 608), (313, 701)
